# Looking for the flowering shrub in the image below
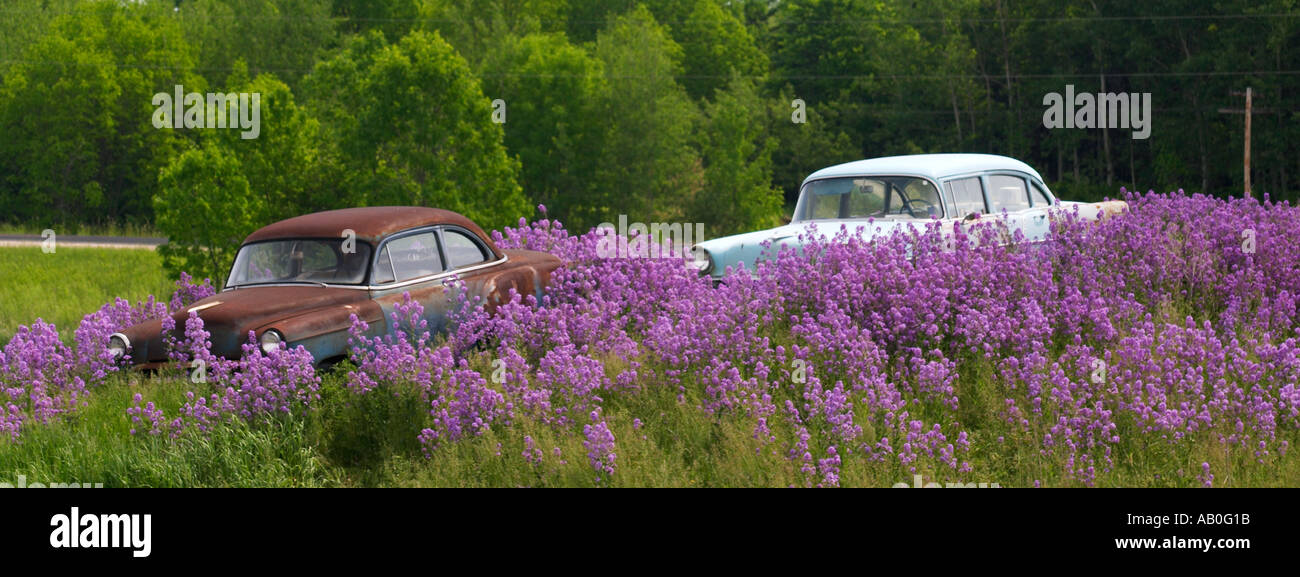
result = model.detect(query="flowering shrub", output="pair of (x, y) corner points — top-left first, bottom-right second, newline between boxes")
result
(0, 321), (86, 440)
(335, 194), (1300, 485)
(0, 274), (213, 440)
(582, 409), (616, 481)
(6, 194), (1300, 487)
(347, 292), (510, 454)
(0, 271), (320, 442)
(132, 319), (321, 437)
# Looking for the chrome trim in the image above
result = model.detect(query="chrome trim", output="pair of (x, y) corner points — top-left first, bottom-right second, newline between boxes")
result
(386, 246), (399, 283)
(259, 329), (284, 354)
(218, 254), (511, 293)
(224, 283), (372, 292)
(368, 254), (509, 291)
(691, 247), (714, 276)
(187, 301), (222, 313)
(109, 332), (131, 349)
(108, 332), (131, 357)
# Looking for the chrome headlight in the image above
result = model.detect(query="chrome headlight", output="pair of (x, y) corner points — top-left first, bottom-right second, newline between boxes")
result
(107, 333), (130, 359)
(259, 329), (283, 355)
(690, 246), (714, 276)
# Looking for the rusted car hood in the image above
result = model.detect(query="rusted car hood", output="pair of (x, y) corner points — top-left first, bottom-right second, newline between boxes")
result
(121, 285), (370, 363)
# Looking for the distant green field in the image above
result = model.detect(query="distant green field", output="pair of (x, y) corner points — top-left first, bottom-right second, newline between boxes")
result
(0, 222), (160, 237)
(0, 246), (174, 343)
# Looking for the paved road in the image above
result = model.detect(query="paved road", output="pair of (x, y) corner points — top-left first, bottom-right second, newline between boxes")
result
(0, 234), (166, 250)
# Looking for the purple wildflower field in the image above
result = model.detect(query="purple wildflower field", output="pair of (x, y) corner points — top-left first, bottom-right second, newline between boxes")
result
(4, 191), (1300, 487)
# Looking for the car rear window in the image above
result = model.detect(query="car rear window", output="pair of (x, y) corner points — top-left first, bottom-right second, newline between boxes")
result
(989, 175), (1031, 212)
(1030, 181), (1053, 207)
(442, 229), (489, 269)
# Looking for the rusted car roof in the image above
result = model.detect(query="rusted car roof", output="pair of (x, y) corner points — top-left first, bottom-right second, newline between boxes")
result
(243, 206), (500, 255)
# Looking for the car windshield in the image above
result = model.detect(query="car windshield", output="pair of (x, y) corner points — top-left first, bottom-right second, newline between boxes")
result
(227, 239), (371, 288)
(795, 176), (943, 221)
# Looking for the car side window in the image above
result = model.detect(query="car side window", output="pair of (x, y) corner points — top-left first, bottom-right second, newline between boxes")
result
(442, 229), (489, 269)
(988, 175), (1031, 213)
(381, 232), (444, 283)
(945, 177), (986, 218)
(372, 247), (395, 284)
(891, 179), (943, 218)
(1030, 181), (1053, 207)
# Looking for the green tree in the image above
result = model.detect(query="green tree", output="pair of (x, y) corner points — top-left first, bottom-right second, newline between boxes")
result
(333, 0), (422, 40)
(677, 0), (769, 99)
(417, 0), (569, 65)
(154, 64), (340, 281)
(767, 86), (858, 205)
(477, 33), (610, 228)
(589, 6), (702, 225)
(564, 0), (636, 43)
(211, 66), (340, 222)
(0, 1), (199, 226)
(0, 0), (83, 77)
(177, 0), (337, 90)
(155, 142), (263, 286)
(307, 30), (529, 230)
(692, 75), (783, 235)
(769, 0), (910, 102)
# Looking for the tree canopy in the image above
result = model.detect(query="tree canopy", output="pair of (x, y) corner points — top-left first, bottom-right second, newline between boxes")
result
(2, 0), (1299, 279)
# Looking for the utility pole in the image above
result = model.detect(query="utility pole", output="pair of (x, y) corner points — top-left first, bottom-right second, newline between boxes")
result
(1218, 88), (1270, 198)
(1244, 87), (1251, 198)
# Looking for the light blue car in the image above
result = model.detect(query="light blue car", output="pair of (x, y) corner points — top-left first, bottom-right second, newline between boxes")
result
(690, 153), (1124, 280)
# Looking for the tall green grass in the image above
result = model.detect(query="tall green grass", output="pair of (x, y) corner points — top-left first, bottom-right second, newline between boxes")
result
(0, 246), (174, 343)
(0, 375), (335, 487)
(3, 246), (1299, 486)
(4, 365), (1298, 487)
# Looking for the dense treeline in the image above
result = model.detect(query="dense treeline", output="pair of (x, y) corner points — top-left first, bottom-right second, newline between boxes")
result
(1, 0), (1298, 280)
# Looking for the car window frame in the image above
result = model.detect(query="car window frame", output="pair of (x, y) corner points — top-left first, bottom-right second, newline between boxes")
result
(983, 172), (1034, 215)
(1029, 178), (1056, 208)
(436, 225), (492, 270)
(381, 229), (445, 283)
(371, 226), (444, 286)
(370, 225), (505, 290)
(225, 237), (375, 290)
(943, 175), (988, 219)
(794, 174), (946, 222)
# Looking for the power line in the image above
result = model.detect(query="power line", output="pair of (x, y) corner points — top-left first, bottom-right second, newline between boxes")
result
(2, 8), (1300, 25)
(4, 58), (1300, 81)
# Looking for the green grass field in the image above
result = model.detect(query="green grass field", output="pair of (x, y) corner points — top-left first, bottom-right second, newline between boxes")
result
(0, 222), (160, 237)
(5, 365), (1300, 487)
(0, 246), (174, 343)
(3, 247), (1300, 487)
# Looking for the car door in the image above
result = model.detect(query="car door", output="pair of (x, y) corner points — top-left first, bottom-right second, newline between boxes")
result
(943, 176), (987, 221)
(984, 173), (1038, 243)
(438, 225), (520, 309)
(941, 176), (989, 248)
(1023, 178), (1056, 240)
(370, 229), (452, 337)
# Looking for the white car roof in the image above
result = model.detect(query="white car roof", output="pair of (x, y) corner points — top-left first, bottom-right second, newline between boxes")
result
(803, 154), (1044, 184)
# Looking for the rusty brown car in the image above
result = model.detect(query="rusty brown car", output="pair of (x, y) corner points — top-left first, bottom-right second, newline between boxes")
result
(108, 207), (562, 368)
